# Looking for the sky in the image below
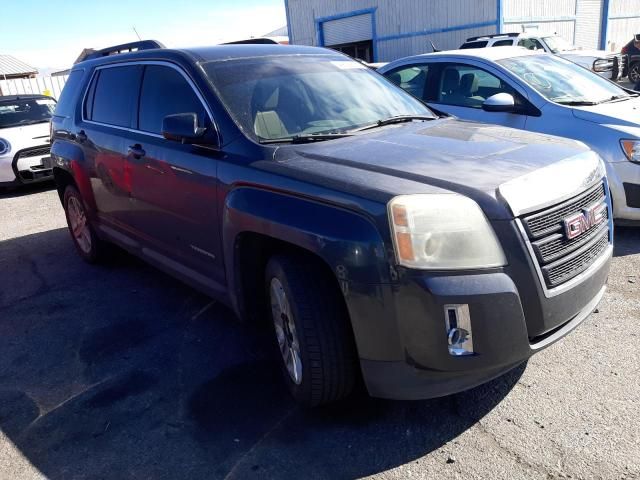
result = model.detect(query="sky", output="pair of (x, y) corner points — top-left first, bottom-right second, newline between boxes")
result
(0, 0), (287, 71)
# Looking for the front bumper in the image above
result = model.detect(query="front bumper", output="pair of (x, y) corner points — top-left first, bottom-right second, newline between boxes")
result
(607, 161), (640, 222)
(0, 146), (53, 187)
(347, 226), (611, 401)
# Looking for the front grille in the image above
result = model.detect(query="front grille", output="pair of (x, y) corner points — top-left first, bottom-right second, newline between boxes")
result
(520, 182), (610, 289)
(15, 145), (50, 159)
(522, 183), (606, 239)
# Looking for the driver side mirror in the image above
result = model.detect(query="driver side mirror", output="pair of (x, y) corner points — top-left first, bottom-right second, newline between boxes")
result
(482, 93), (516, 113)
(162, 112), (216, 146)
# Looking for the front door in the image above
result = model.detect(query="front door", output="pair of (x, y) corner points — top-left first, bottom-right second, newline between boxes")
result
(125, 64), (223, 285)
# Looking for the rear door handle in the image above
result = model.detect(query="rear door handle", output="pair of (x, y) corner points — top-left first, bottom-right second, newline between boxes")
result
(128, 144), (146, 159)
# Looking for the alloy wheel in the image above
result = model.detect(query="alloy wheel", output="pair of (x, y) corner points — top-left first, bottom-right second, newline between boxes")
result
(270, 277), (303, 385)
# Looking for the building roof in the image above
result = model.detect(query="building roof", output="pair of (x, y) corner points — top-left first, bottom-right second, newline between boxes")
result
(0, 54), (37, 77)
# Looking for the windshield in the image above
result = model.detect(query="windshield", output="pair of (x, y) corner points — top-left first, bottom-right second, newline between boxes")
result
(542, 35), (576, 53)
(498, 54), (630, 104)
(202, 55), (435, 142)
(0, 97), (56, 129)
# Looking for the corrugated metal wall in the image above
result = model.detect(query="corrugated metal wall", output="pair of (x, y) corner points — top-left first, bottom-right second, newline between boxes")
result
(0, 76), (68, 99)
(575, 0), (603, 48)
(607, 0), (640, 51)
(285, 0), (639, 59)
(502, 0), (578, 44)
(287, 0), (498, 61)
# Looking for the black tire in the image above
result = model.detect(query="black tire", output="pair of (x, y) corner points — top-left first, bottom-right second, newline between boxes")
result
(265, 253), (358, 407)
(63, 185), (106, 263)
(629, 62), (640, 84)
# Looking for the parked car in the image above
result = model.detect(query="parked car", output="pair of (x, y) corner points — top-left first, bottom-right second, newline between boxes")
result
(51, 41), (612, 406)
(380, 47), (640, 224)
(460, 33), (627, 81)
(621, 36), (640, 83)
(0, 94), (55, 189)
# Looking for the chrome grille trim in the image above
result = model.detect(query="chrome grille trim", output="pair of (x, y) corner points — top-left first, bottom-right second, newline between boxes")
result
(522, 182), (606, 240)
(515, 177), (613, 298)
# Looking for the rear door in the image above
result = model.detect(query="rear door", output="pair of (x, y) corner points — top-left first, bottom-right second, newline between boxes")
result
(124, 63), (223, 283)
(81, 64), (143, 230)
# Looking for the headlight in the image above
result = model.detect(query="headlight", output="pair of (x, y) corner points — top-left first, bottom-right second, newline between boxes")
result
(0, 138), (10, 156)
(620, 139), (640, 163)
(388, 194), (507, 270)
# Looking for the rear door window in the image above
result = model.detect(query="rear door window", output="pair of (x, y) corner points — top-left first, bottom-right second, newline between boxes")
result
(492, 39), (514, 47)
(138, 65), (207, 134)
(89, 65), (142, 127)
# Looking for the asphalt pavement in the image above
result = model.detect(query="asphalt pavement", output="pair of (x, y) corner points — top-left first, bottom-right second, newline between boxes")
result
(0, 183), (638, 480)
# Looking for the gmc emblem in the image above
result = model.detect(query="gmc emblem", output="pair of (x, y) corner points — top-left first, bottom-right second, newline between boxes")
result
(563, 202), (607, 240)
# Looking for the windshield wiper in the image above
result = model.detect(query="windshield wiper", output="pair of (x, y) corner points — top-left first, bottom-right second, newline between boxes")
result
(599, 95), (635, 104)
(350, 115), (436, 132)
(258, 132), (353, 144)
(555, 100), (599, 106)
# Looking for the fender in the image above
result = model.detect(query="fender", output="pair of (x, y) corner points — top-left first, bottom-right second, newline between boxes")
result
(51, 141), (98, 218)
(223, 186), (405, 361)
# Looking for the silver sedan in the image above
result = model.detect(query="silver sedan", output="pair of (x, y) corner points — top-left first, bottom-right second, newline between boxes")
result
(379, 47), (640, 224)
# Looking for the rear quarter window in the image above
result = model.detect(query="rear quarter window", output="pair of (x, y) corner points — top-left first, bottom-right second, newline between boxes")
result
(54, 70), (85, 118)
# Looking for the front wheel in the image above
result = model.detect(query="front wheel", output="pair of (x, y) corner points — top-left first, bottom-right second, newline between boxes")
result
(628, 62), (640, 84)
(265, 253), (358, 407)
(63, 185), (106, 263)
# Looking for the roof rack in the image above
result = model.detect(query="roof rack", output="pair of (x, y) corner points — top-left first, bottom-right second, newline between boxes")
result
(84, 40), (165, 61)
(466, 32), (520, 42)
(223, 38), (280, 45)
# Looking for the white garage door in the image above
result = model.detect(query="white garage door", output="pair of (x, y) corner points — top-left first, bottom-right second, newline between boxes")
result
(323, 14), (372, 46)
(575, 0), (603, 49)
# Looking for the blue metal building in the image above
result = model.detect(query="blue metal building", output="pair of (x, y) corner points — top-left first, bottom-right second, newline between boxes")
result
(284, 0), (640, 62)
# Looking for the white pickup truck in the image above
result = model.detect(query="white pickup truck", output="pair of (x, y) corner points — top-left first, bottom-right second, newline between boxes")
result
(460, 33), (627, 81)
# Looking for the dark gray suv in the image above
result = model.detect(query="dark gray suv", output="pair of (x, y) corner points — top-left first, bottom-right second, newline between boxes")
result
(50, 41), (612, 406)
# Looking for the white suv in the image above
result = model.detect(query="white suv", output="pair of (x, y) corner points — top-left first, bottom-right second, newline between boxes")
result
(0, 94), (55, 189)
(460, 33), (627, 81)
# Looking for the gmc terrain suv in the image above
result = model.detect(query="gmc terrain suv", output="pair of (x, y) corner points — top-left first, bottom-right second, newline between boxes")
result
(51, 41), (612, 406)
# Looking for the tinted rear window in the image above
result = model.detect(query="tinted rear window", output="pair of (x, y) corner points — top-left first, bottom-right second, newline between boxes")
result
(54, 70), (84, 118)
(89, 65), (141, 127)
(138, 65), (207, 134)
(492, 39), (514, 47)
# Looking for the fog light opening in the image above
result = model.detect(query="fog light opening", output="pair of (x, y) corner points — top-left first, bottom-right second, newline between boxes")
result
(444, 304), (474, 356)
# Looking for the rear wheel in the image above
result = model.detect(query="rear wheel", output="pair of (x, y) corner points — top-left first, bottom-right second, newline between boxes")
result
(265, 253), (358, 406)
(629, 62), (640, 84)
(63, 185), (105, 263)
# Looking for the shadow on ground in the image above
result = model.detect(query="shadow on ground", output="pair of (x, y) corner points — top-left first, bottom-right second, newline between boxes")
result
(0, 227), (526, 479)
(0, 181), (56, 199)
(613, 226), (640, 257)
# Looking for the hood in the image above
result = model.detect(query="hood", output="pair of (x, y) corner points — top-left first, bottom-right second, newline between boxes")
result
(0, 122), (50, 150)
(572, 96), (640, 127)
(272, 118), (593, 219)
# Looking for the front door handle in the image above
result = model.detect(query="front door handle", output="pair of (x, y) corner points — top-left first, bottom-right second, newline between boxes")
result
(128, 144), (146, 159)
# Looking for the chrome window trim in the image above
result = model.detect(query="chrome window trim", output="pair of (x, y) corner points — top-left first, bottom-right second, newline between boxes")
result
(80, 60), (220, 145)
(514, 176), (614, 298)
